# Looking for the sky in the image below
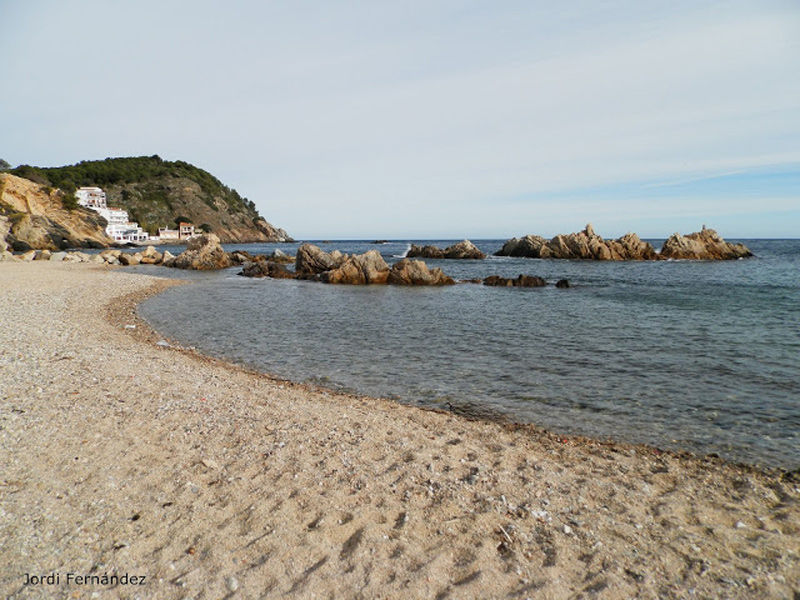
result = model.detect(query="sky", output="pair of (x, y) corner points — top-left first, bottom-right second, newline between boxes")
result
(1, 1), (798, 239)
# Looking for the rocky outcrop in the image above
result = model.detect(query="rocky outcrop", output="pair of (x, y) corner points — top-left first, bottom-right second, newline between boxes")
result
(295, 244), (348, 276)
(387, 259), (455, 286)
(0, 174), (112, 251)
(483, 275), (547, 287)
(252, 219), (293, 243)
(660, 226), (752, 260)
(287, 244), (458, 286)
(166, 233), (231, 270)
(408, 240), (486, 260)
(321, 250), (390, 284)
(496, 224), (657, 260)
(496, 224), (751, 261)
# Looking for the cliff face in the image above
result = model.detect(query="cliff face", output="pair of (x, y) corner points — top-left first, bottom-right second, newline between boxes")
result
(0, 174), (112, 251)
(11, 156), (293, 244)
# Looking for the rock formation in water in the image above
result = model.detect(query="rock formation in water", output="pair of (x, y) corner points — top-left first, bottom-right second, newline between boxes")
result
(321, 250), (390, 284)
(407, 239), (486, 260)
(165, 233), (231, 270)
(295, 243), (348, 276)
(496, 224), (658, 260)
(239, 243), (458, 285)
(0, 174), (112, 251)
(496, 224), (751, 260)
(239, 259), (295, 279)
(387, 259), (455, 286)
(660, 226), (752, 260)
(483, 275), (547, 287)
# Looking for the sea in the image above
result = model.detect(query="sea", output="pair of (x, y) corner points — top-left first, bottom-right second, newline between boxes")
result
(136, 239), (800, 471)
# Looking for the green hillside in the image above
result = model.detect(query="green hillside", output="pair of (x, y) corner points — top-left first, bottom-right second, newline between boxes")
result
(11, 156), (292, 243)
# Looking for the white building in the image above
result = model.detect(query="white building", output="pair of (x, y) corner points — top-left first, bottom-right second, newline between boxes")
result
(76, 187), (149, 243)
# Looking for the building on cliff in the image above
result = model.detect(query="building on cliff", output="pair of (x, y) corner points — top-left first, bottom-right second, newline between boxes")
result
(76, 187), (149, 243)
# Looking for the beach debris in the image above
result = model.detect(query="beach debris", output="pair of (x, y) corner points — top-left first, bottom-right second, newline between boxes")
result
(156, 340), (170, 347)
(225, 576), (239, 592)
(498, 524), (514, 545)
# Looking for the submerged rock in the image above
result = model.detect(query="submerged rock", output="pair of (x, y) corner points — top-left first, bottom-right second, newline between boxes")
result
(239, 259), (295, 279)
(387, 259), (455, 286)
(660, 226), (752, 260)
(483, 275), (547, 287)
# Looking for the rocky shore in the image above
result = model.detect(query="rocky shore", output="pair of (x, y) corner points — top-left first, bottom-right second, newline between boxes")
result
(0, 261), (797, 599)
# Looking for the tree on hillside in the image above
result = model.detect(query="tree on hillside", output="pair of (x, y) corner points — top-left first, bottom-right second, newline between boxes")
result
(0, 159), (11, 172)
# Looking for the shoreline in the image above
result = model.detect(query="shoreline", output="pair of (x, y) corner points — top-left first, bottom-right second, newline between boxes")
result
(117, 272), (792, 479)
(1, 262), (798, 598)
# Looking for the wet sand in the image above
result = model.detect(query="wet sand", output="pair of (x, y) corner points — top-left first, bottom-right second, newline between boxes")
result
(0, 261), (798, 599)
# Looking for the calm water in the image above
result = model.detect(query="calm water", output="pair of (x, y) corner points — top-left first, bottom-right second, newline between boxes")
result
(139, 239), (800, 470)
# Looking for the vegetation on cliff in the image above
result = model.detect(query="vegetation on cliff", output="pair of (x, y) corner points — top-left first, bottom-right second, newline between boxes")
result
(11, 156), (292, 243)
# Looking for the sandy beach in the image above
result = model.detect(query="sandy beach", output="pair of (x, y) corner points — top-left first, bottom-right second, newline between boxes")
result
(0, 262), (798, 599)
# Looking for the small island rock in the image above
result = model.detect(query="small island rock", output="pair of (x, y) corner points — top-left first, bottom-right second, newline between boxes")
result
(496, 225), (658, 260)
(408, 240), (486, 260)
(387, 259), (455, 286)
(660, 226), (752, 260)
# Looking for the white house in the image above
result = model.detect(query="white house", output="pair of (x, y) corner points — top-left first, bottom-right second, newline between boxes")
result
(76, 187), (149, 243)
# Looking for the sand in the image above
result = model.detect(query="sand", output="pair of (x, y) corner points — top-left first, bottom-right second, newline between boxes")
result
(0, 261), (798, 599)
